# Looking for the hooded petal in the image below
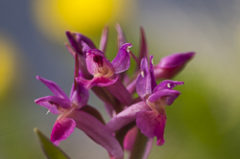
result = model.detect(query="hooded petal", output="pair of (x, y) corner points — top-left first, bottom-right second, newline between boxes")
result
(136, 58), (152, 99)
(68, 110), (123, 159)
(148, 89), (181, 105)
(112, 43), (132, 74)
(155, 52), (195, 79)
(35, 96), (71, 114)
(66, 31), (82, 54)
(107, 101), (149, 132)
(36, 76), (69, 100)
(136, 110), (166, 146)
(66, 31), (95, 55)
(51, 118), (76, 145)
(153, 80), (184, 92)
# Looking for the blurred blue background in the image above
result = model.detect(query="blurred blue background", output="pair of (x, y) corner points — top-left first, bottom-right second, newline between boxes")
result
(0, 0), (240, 158)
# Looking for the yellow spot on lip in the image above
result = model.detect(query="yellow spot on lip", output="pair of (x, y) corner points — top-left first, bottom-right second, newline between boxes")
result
(95, 65), (114, 78)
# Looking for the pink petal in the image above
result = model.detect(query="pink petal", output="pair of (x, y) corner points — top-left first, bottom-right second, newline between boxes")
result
(148, 89), (180, 106)
(112, 43), (132, 74)
(136, 58), (152, 99)
(66, 31), (95, 55)
(34, 96), (71, 114)
(136, 111), (166, 146)
(149, 56), (157, 89)
(139, 27), (148, 62)
(36, 76), (69, 99)
(153, 80), (184, 92)
(51, 118), (76, 145)
(154, 52), (195, 79)
(157, 52), (195, 69)
(115, 24), (126, 48)
(99, 26), (109, 53)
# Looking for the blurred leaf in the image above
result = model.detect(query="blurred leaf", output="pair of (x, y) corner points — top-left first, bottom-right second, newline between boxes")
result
(34, 128), (70, 159)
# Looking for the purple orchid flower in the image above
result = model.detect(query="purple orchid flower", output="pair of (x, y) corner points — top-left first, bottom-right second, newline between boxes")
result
(107, 56), (183, 146)
(34, 76), (123, 159)
(35, 54), (124, 159)
(34, 75), (89, 145)
(66, 26), (133, 115)
(76, 43), (132, 88)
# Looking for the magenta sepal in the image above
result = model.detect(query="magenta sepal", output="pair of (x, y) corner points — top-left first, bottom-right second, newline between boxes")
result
(34, 96), (71, 114)
(154, 52), (195, 79)
(36, 76), (69, 100)
(112, 43), (132, 74)
(66, 31), (96, 55)
(148, 89), (181, 105)
(99, 26), (109, 53)
(136, 58), (152, 99)
(116, 24), (126, 48)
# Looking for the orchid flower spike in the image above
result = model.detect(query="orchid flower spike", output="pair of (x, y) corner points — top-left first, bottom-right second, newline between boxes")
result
(35, 25), (195, 159)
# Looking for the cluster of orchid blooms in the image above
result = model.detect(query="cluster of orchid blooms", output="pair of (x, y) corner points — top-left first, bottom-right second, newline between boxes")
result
(34, 25), (194, 159)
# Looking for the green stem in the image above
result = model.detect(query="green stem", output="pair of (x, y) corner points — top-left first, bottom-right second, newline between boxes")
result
(129, 130), (148, 159)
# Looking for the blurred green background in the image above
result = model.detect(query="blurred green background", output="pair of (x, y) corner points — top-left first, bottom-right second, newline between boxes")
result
(1, 0), (240, 158)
